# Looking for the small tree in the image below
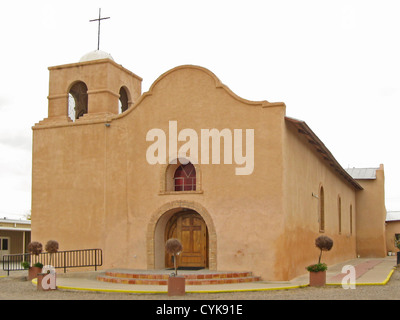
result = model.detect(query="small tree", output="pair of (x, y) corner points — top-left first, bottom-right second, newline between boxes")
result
(307, 235), (333, 272)
(315, 235), (334, 264)
(27, 241), (43, 268)
(45, 240), (59, 266)
(165, 238), (183, 276)
(28, 241), (43, 255)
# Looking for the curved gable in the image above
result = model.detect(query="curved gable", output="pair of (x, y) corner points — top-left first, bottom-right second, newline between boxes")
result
(114, 65), (284, 119)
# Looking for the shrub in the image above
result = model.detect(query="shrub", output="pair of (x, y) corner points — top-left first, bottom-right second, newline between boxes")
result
(395, 238), (400, 250)
(306, 263), (327, 272)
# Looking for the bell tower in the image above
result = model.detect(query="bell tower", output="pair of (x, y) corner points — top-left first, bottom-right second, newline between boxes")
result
(42, 51), (142, 124)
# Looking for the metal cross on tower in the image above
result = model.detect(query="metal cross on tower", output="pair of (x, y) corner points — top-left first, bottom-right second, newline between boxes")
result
(89, 8), (110, 51)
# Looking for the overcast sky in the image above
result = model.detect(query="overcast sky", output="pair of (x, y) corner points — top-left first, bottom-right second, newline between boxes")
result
(0, 0), (399, 219)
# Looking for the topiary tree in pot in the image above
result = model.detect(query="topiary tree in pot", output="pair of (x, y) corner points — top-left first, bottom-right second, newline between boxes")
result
(165, 238), (183, 276)
(26, 241), (43, 280)
(306, 235), (333, 287)
(165, 238), (185, 296)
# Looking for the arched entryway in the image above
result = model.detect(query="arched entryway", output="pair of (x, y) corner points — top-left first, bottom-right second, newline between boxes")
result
(165, 210), (208, 269)
(148, 201), (217, 271)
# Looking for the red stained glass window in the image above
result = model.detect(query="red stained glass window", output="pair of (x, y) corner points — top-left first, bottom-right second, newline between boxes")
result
(174, 163), (196, 191)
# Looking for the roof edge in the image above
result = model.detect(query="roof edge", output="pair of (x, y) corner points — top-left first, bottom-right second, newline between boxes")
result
(285, 116), (363, 190)
(113, 64), (285, 120)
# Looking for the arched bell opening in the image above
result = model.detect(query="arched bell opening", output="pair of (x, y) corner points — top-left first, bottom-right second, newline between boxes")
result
(68, 81), (88, 121)
(118, 86), (131, 114)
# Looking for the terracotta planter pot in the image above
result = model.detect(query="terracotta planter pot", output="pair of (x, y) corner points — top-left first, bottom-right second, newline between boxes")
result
(28, 267), (43, 281)
(168, 276), (185, 296)
(309, 270), (326, 287)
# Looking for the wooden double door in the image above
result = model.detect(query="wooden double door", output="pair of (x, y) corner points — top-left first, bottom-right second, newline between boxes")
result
(165, 211), (208, 269)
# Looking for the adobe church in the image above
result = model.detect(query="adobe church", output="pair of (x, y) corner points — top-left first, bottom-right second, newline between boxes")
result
(31, 50), (387, 281)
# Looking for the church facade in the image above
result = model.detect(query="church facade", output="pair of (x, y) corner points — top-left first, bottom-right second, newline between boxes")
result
(31, 52), (387, 281)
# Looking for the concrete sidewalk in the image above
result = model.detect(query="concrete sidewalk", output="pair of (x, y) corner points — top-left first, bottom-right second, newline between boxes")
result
(23, 257), (397, 294)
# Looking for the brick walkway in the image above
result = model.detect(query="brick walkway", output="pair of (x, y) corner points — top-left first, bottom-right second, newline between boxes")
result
(328, 259), (383, 283)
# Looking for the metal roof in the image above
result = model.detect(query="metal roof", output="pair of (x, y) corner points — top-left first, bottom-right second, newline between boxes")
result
(345, 167), (377, 180)
(0, 218), (31, 225)
(0, 218), (31, 231)
(386, 211), (400, 222)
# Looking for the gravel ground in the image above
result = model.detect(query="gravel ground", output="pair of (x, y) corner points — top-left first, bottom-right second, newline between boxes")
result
(0, 268), (399, 300)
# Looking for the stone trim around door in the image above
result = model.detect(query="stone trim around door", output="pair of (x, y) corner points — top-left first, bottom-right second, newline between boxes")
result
(147, 200), (217, 270)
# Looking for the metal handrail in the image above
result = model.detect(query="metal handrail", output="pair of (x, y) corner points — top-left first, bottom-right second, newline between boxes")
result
(2, 248), (102, 276)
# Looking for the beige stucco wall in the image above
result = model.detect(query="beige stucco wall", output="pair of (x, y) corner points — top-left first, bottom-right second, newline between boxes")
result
(107, 66), (287, 280)
(282, 122), (357, 280)
(353, 165), (387, 257)
(32, 124), (110, 249)
(385, 220), (400, 253)
(32, 64), (289, 280)
(31, 61), (388, 281)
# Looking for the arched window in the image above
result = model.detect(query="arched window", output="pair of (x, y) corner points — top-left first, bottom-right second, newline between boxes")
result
(319, 186), (325, 232)
(338, 196), (342, 234)
(174, 163), (196, 191)
(68, 81), (88, 121)
(350, 204), (353, 235)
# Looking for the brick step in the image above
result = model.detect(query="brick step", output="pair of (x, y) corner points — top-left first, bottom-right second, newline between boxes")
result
(97, 275), (261, 286)
(97, 270), (261, 285)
